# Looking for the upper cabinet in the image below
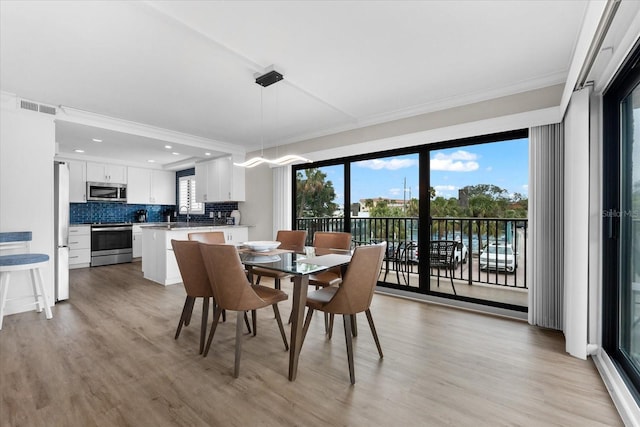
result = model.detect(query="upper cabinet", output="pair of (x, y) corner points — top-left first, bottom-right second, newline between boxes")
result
(151, 169), (176, 205)
(67, 160), (87, 203)
(195, 155), (245, 202)
(86, 162), (127, 184)
(127, 167), (175, 205)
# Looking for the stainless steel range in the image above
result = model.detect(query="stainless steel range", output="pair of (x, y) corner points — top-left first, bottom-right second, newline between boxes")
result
(90, 223), (133, 266)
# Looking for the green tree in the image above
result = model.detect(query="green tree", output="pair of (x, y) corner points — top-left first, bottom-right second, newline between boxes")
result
(406, 198), (419, 216)
(296, 168), (337, 217)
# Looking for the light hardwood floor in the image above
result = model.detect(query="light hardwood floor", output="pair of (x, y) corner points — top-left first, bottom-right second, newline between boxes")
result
(0, 261), (621, 426)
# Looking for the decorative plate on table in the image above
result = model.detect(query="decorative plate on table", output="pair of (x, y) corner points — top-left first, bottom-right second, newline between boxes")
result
(243, 254), (282, 263)
(243, 241), (281, 252)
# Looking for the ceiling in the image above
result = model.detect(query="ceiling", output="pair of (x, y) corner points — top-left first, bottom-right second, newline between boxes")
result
(0, 1), (591, 168)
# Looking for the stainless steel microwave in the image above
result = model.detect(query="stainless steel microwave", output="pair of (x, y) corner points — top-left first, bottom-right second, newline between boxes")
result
(86, 182), (127, 202)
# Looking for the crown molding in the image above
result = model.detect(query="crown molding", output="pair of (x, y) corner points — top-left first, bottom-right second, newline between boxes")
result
(55, 105), (244, 156)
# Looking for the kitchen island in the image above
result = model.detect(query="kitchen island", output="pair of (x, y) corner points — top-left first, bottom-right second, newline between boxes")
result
(141, 224), (249, 285)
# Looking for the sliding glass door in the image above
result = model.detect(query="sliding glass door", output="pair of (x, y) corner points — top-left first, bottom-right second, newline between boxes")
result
(292, 130), (528, 312)
(603, 41), (640, 396)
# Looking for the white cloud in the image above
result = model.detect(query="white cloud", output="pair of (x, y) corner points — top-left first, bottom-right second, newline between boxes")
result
(434, 185), (456, 192)
(388, 188), (402, 196)
(433, 185), (457, 197)
(486, 166), (493, 172)
(448, 150), (477, 161)
(356, 158), (418, 170)
(431, 150), (479, 172)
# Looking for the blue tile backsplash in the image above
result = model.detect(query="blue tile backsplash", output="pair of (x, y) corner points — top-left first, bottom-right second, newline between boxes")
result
(69, 168), (239, 224)
(70, 202), (175, 224)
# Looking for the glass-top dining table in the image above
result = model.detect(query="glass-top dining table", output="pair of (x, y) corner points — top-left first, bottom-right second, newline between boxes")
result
(239, 247), (352, 381)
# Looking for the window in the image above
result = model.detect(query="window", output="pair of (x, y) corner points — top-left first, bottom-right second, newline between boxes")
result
(293, 129), (528, 311)
(178, 175), (204, 215)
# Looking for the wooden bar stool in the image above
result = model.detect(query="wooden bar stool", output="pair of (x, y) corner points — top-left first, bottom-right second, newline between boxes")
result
(0, 231), (53, 330)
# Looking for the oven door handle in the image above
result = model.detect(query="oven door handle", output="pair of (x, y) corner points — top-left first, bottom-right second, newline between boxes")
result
(92, 227), (132, 232)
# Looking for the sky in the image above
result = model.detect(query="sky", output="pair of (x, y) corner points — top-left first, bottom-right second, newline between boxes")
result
(317, 137), (529, 206)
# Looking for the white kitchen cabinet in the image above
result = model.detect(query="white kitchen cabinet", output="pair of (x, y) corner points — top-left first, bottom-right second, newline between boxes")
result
(151, 169), (176, 205)
(195, 155), (245, 202)
(127, 167), (175, 205)
(141, 225), (249, 285)
(132, 225), (142, 258)
(87, 162), (127, 184)
(127, 167), (152, 204)
(195, 160), (213, 202)
(67, 160), (87, 203)
(68, 225), (91, 269)
(221, 226), (248, 245)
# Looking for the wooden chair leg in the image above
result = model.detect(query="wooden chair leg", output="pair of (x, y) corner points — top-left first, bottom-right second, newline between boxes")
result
(234, 311), (244, 378)
(328, 314), (334, 339)
(203, 307), (223, 357)
(275, 278), (281, 290)
(242, 311), (251, 334)
(343, 314), (355, 385)
(183, 296), (196, 327)
(251, 309), (257, 336)
(199, 297), (209, 355)
(365, 309), (383, 358)
(324, 312), (329, 334)
(33, 267), (52, 319)
(301, 308), (315, 346)
(175, 296), (195, 339)
(351, 314), (358, 337)
(272, 304), (289, 350)
(256, 275), (261, 285)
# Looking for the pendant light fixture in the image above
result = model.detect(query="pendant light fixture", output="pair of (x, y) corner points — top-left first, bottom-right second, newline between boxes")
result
(234, 70), (311, 168)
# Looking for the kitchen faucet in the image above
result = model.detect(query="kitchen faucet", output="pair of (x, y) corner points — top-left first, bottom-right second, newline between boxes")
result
(179, 205), (191, 225)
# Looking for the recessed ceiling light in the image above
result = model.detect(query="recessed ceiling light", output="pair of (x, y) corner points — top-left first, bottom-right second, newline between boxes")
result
(74, 149), (85, 153)
(147, 160), (155, 163)
(205, 152), (211, 156)
(164, 145), (172, 149)
(172, 152), (180, 155)
(92, 138), (102, 142)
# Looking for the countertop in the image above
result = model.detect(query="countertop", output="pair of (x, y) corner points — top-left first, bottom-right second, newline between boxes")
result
(139, 222), (251, 230)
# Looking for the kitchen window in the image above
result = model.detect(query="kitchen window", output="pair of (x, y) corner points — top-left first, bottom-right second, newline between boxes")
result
(178, 175), (204, 215)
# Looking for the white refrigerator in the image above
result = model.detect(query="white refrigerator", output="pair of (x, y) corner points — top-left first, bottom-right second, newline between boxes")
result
(54, 161), (69, 301)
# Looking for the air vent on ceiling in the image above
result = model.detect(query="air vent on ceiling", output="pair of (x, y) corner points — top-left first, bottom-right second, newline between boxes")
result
(39, 104), (56, 115)
(20, 100), (39, 112)
(19, 99), (56, 115)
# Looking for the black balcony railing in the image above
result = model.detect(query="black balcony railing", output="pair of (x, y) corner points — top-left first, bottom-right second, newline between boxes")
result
(296, 216), (528, 289)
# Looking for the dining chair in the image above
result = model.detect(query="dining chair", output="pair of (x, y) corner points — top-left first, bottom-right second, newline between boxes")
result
(253, 230), (307, 289)
(301, 242), (386, 384)
(187, 231), (226, 244)
(171, 239), (216, 354)
(302, 232), (352, 330)
(199, 243), (289, 378)
(186, 231), (252, 327)
(308, 231), (352, 288)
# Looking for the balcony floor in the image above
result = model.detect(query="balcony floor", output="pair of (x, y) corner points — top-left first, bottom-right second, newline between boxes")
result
(378, 270), (528, 307)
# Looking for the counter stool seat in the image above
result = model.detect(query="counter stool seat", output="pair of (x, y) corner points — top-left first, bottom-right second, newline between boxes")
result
(0, 232), (53, 330)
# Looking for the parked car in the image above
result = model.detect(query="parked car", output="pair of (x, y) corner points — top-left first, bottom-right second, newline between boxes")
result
(479, 242), (516, 273)
(453, 242), (468, 269)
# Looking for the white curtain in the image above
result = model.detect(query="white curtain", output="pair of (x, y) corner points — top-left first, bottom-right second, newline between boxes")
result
(562, 88), (591, 359)
(272, 165), (292, 237)
(528, 123), (564, 330)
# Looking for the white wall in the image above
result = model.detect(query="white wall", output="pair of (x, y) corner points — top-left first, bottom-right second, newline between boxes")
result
(241, 164), (273, 241)
(0, 95), (56, 315)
